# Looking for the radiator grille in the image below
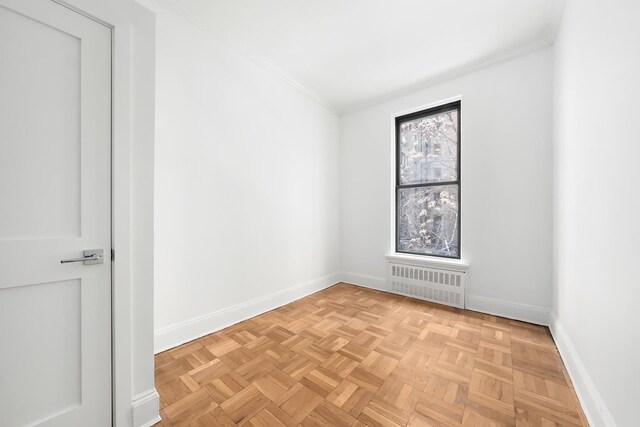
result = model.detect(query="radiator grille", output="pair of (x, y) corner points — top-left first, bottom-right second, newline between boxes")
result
(388, 262), (465, 309)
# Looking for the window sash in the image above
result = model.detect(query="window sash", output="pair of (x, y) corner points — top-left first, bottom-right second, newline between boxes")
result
(395, 101), (461, 259)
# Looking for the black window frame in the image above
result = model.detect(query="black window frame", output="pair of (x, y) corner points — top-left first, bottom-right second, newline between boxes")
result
(395, 100), (461, 259)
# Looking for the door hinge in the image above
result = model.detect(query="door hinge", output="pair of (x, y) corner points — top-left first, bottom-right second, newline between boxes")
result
(111, 249), (115, 261)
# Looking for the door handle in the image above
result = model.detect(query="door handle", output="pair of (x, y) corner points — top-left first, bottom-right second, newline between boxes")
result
(61, 249), (104, 265)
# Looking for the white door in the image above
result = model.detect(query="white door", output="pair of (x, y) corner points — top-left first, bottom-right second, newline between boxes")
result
(0, 0), (112, 426)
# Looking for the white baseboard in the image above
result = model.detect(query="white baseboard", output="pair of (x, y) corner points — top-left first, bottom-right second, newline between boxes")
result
(465, 294), (550, 326)
(154, 273), (341, 353)
(132, 388), (161, 427)
(340, 271), (550, 326)
(340, 271), (387, 291)
(549, 314), (616, 427)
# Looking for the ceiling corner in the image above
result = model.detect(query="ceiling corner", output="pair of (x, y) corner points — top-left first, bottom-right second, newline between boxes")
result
(544, 0), (567, 44)
(155, 0), (341, 115)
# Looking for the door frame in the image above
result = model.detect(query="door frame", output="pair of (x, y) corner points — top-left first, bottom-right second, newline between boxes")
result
(51, 1), (157, 426)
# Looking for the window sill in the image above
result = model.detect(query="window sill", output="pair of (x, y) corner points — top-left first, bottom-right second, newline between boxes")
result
(385, 253), (469, 272)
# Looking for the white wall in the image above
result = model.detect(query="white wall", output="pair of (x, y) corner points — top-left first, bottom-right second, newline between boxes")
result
(552, 1), (640, 426)
(145, 1), (341, 352)
(340, 49), (554, 323)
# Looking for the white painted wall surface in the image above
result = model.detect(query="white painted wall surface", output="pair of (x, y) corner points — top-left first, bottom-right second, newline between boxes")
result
(145, 1), (341, 351)
(552, 1), (640, 425)
(340, 49), (554, 323)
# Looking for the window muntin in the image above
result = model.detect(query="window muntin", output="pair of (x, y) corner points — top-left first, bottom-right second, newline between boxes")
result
(396, 101), (461, 258)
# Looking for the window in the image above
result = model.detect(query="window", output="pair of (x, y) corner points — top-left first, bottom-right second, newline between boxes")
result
(396, 101), (461, 259)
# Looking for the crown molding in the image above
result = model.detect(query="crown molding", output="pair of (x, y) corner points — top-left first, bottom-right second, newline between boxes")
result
(143, 0), (565, 117)
(145, 0), (339, 113)
(340, 0), (565, 114)
(339, 39), (553, 115)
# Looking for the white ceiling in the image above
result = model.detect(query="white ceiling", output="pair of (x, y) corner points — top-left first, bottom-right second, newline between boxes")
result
(169, 0), (565, 113)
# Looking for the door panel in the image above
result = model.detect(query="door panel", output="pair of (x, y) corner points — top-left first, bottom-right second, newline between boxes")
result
(0, 1), (112, 426)
(0, 4), (81, 240)
(0, 279), (82, 426)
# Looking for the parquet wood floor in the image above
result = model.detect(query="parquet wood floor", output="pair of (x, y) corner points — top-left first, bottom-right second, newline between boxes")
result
(154, 283), (588, 427)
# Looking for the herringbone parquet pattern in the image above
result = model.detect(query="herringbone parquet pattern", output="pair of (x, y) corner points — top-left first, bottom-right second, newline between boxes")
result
(155, 283), (588, 426)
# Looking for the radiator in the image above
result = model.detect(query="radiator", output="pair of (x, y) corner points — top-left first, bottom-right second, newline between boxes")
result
(387, 261), (466, 309)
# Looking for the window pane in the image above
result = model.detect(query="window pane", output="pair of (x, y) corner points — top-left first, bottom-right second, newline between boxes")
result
(399, 110), (458, 185)
(398, 185), (459, 257)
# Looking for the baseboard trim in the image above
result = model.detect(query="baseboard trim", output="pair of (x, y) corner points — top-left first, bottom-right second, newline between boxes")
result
(465, 294), (550, 326)
(549, 314), (616, 427)
(340, 271), (550, 326)
(340, 271), (387, 292)
(132, 388), (160, 427)
(154, 273), (341, 353)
